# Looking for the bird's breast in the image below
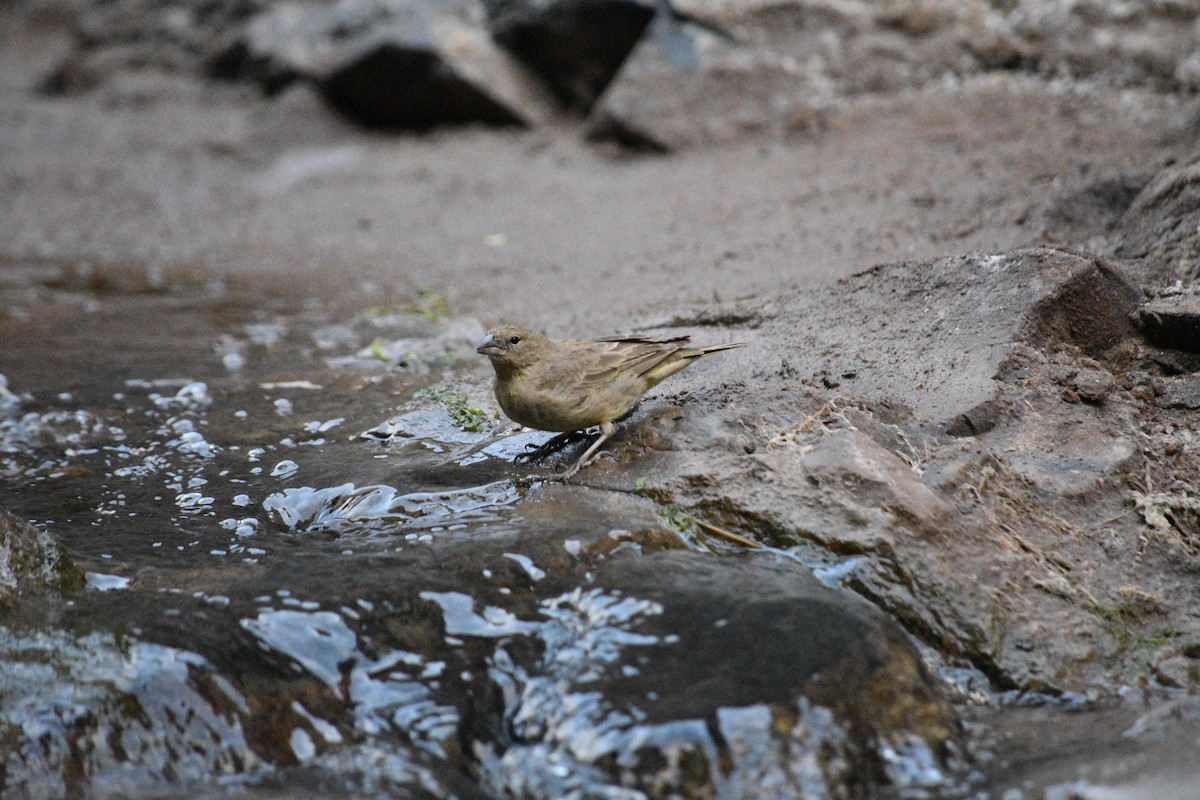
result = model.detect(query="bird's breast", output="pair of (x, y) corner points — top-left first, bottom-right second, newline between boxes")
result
(495, 378), (627, 433)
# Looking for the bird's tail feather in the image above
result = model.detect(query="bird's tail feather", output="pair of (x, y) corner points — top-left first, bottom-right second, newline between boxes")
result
(685, 341), (746, 357)
(642, 340), (745, 384)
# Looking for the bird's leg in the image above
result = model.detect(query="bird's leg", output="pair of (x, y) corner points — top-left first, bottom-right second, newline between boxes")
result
(559, 421), (614, 479)
(514, 430), (591, 463)
(514, 431), (571, 463)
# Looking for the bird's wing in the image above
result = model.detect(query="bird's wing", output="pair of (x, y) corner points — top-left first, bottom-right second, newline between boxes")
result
(536, 339), (684, 393)
(585, 339), (686, 383)
(593, 334), (691, 345)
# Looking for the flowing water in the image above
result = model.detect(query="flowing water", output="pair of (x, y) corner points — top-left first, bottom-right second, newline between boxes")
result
(0, 264), (1082, 800)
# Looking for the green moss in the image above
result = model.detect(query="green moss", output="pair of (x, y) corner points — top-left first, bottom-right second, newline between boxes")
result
(657, 504), (690, 533)
(369, 336), (390, 362)
(51, 541), (85, 593)
(416, 387), (487, 432)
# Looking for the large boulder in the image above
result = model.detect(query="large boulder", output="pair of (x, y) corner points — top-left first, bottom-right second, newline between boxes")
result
(221, 0), (557, 129)
(594, 245), (1200, 692)
(0, 479), (961, 797)
(485, 0), (655, 111)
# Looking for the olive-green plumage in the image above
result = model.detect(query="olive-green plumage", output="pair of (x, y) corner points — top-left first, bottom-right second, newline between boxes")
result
(476, 325), (744, 477)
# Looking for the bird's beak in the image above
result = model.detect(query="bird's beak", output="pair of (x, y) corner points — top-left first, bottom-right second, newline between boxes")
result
(475, 334), (498, 355)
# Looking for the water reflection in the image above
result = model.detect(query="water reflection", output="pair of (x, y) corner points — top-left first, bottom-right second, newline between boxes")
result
(263, 480), (522, 534)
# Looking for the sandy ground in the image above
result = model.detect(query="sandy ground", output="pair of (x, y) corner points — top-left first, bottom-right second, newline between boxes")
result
(3, 17), (1195, 336)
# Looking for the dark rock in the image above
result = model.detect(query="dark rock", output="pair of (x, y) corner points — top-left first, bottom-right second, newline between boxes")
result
(217, 0), (556, 129)
(1149, 348), (1200, 376)
(321, 36), (526, 129)
(531, 549), (963, 797)
(946, 399), (1005, 437)
(1022, 257), (1139, 357)
(1159, 376), (1200, 410)
(0, 510), (84, 606)
(39, 49), (111, 94)
(486, 0), (655, 111)
(1138, 293), (1200, 354)
(39, 0), (265, 94)
(206, 30), (302, 94)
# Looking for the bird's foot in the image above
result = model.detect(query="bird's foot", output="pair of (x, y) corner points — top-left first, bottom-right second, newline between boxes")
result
(555, 425), (615, 480)
(514, 430), (594, 463)
(512, 472), (546, 488)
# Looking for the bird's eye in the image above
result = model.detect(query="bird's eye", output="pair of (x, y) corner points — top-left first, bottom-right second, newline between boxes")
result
(509, 335), (521, 345)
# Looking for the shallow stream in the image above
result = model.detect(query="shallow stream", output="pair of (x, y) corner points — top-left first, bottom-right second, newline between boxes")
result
(1, 265), (1177, 800)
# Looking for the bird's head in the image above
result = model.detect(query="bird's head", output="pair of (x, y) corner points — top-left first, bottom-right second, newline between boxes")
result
(475, 326), (543, 373)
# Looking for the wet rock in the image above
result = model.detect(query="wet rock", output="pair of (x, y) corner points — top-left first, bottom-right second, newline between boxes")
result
(459, 547), (962, 798)
(4, 467), (962, 798)
(574, 550), (962, 796)
(1112, 156), (1200, 283)
(228, 0), (556, 129)
(1137, 293), (1200, 354)
(0, 628), (263, 798)
(353, 315), (487, 371)
(485, 0), (656, 111)
(799, 430), (954, 537)
(262, 479), (521, 532)
(0, 511), (84, 606)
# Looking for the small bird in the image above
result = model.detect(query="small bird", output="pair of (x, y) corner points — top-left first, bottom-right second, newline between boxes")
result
(476, 325), (744, 477)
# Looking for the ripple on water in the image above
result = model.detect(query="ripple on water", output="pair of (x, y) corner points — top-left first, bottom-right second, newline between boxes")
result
(262, 480), (521, 533)
(239, 606), (459, 756)
(0, 628), (260, 797)
(240, 609), (357, 693)
(0, 409), (109, 456)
